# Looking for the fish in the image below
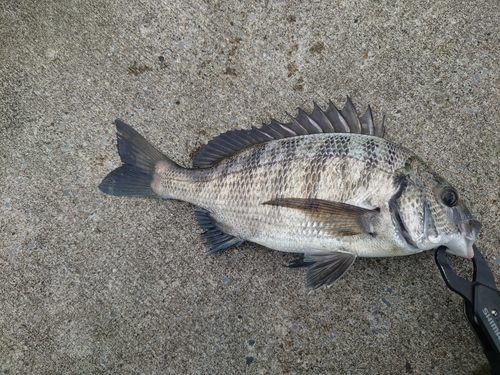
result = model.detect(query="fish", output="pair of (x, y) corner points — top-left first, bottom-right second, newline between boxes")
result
(99, 97), (482, 289)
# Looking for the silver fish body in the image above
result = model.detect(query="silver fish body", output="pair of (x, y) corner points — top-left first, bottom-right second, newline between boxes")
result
(99, 98), (481, 288)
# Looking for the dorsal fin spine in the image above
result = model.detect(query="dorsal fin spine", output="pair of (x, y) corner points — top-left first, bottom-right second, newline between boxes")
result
(340, 96), (362, 133)
(359, 105), (375, 135)
(325, 100), (350, 133)
(310, 102), (335, 133)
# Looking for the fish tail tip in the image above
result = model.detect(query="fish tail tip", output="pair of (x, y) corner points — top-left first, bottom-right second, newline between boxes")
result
(99, 120), (173, 197)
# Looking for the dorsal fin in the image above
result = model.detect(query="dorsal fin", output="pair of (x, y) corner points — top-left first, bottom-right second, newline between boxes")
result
(192, 97), (385, 168)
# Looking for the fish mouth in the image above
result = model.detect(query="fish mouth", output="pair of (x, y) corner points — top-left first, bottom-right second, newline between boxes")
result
(445, 219), (482, 259)
(445, 241), (474, 259)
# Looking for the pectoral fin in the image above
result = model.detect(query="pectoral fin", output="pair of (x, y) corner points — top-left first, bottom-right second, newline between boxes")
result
(288, 251), (357, 289)
(263, 198), (380, 236)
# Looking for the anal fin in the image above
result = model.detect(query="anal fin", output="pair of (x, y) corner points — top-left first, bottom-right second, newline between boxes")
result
(288, 251), (356, 289)
(194, 209), (244, 254)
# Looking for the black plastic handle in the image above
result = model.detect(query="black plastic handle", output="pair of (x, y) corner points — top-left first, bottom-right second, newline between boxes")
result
(435, 246), (500, 375)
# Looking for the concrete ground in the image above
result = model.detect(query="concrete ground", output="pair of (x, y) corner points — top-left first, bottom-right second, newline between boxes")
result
(1, 0), (499, 374)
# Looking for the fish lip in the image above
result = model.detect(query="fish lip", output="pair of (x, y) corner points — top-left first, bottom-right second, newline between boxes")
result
(445, 244), (474, 259)
(445, 219), (481, 259)
(462, 239), (475, 259)
(462, 219), (481, 259)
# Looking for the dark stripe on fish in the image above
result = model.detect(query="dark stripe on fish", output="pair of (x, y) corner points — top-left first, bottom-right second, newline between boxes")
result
(249, 143), (267, 166)
(216, 143), (266, 186)
(358, 137), (378, 187)
(388, 177), (417, 248)
(306, 137), (332, 198)
(219, 155), (237, 180)
(336, 134), (351, 158)
(268, 138), (299, 198)
(423, 202), (438, 239)
(363, 137), (378, 169)
(386, 143), (399, 168)
(245, 143), (267, 187)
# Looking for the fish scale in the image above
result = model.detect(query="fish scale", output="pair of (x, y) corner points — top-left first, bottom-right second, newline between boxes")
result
(99, 98), (481, 289)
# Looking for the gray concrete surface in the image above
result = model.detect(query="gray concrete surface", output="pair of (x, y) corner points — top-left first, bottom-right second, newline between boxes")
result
(1, 0), (499, 374)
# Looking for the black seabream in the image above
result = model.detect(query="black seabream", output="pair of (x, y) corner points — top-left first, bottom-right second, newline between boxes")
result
(99, 97), (481, 289)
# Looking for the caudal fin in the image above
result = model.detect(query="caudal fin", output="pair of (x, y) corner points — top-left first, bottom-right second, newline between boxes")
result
(98, 120), (173, 196)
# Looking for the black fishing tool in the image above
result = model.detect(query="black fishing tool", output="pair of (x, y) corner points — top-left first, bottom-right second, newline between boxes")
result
(435, 245), (500, 374)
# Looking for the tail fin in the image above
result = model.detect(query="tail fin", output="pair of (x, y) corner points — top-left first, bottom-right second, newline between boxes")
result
(98, 120), (174, 197)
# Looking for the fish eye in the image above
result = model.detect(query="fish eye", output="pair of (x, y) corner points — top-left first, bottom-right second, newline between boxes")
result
(441, 187), (458, 207)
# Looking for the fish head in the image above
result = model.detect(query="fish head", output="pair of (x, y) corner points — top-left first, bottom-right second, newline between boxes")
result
(429, 179), (482, 259)
(392, 160), (481, 258)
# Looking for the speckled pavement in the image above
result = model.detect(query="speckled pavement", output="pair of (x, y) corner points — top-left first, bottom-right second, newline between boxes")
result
(1, 1), (499, 374)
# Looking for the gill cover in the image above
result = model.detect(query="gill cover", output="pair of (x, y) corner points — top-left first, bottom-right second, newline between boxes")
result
(389, 159), (481, 258)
